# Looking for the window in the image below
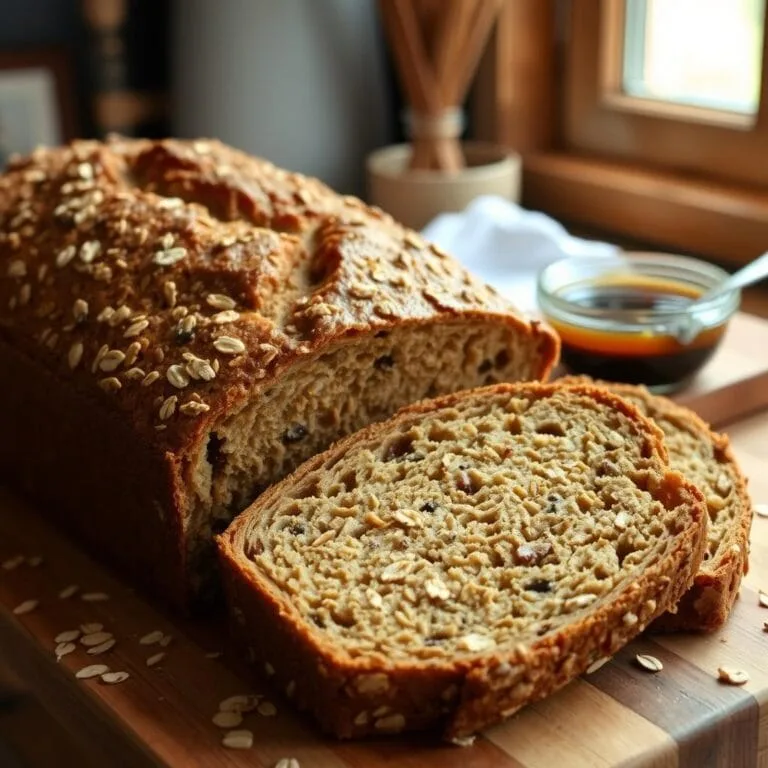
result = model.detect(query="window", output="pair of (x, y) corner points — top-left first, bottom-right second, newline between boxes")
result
(475, 0), (768, 264)
(563, 0), (768, 188)
(622, 0), (764, 119)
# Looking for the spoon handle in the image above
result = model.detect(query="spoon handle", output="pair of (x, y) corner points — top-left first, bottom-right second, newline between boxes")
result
(700, 250), (768, 302)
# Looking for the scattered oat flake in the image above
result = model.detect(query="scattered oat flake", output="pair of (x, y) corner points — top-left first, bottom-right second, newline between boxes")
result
(213, 336), (246, 354)
(222, 730), (253, 750)
(754, 503), (768, 518)
(205, 651), (222, 659)
(166, 364), (190, 389)
(59, 584), (79, 599)
(81, 631), (113, 647)
(55, 642), (76, 660)
(146, 652), (165, 667)
(635, 654), (663, 673)
(159, 395), (177, 421)
(153, 247), (187, 266)
(717, 666), (749, 685)
(159, 634), (173, 648)
(180, 401), (210, 416)
(13, 599), (39, 615)
(81, 592), (110, 602)
(124, 319), (150, 339)
(27, 555), (43, 567)
(219, 694), (260, 713)
(2, 554), (24, 570)
(80, 622), (103, 634)
(76, 664), (109, 680)
(586, 656), (611, 674)
(212, 310), (239, 324)
(206, 293), (236, 310)
(87, 639), (116, 655)
(275, 759), (300, 768)
(139, 630), (165, 646)
(213, 710), (243, 729)
(101, 671), (130, 685)
(257, 700), (277, 717)
(55, 629), (81, 644)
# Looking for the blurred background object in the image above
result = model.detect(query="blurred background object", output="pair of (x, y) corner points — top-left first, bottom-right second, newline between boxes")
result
(172, 0), (394, 195)
(82, 0), (169, 137)
(378, 0), (502, 172)
(0, 0), (169, 167)
(0, 0), (765, 302)
(369, 0), (521, 229)
(0, 49), (75, 164)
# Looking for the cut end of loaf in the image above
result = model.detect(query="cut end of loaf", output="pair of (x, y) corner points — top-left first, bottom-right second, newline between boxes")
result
(559, 376), (753, 632)
(184, 319), (552, 596)
(218, 382), (708, 739)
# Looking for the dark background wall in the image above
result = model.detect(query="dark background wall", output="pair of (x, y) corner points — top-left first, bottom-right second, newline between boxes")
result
(0, 0), (80, 45)
(0, 0), (169, 138)
(0, 0), (398, 192)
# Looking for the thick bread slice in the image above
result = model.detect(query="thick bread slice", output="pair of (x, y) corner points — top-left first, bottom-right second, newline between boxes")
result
(218, 382), (707, 740)
(560, 376), (752, 631)
(0, 139), (558, 607)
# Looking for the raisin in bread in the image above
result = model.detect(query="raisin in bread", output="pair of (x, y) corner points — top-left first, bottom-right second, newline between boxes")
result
(560, 376), (752, 631)
(0, 139), (558, 607)
(218, 382), (707, 740)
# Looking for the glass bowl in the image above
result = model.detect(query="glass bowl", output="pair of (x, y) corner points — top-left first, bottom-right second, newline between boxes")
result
(537, 252), (741, 393)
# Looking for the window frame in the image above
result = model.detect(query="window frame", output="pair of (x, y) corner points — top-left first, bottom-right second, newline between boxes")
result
(565, 0), (768, 188)
(474, 0), (768, 265)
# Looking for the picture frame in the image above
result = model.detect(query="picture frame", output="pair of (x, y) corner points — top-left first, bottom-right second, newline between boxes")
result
(0, 49), (77, 168)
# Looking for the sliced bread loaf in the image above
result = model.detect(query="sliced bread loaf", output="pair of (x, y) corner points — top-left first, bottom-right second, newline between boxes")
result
(0, 138), (558, 607)
(218, 382), (707, 740)
(560, 376), (752, 631)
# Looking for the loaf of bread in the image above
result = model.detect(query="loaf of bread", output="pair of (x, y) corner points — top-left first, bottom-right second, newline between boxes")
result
(218, 382), (707, 740)
(0, 138), (558, 606)
(560, 377), (752, 631)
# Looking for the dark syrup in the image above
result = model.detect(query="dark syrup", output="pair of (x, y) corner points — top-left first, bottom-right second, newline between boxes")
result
(553, 279), (726, 389)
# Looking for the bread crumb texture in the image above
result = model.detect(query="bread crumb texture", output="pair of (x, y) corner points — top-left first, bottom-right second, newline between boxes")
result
(237, 385), (701, 661)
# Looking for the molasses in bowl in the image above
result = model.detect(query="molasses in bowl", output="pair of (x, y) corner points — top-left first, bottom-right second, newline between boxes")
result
(536, 252), (740, 393)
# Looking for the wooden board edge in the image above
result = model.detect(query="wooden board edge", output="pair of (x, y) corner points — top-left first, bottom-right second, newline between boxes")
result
(0, 610), (163, 768)
(677, 368), (768, 429)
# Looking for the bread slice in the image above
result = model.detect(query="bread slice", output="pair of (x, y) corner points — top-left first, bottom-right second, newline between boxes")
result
(218, 382), (707, 740)
(560, 377), (752, 631)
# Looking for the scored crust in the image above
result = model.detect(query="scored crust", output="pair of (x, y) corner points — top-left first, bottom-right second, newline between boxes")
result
(559, 376), (752, 631)
(0, 138), (558, 607)
(218, 381), (707, 740)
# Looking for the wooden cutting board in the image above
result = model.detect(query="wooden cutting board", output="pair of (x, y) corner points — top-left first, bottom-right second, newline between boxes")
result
(672, 312), (768, 428)
(1, 314), (767, 768)
(1, 424), (767, 768)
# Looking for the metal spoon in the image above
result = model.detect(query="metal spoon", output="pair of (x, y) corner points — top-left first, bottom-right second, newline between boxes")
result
(673, 250), (768, 343)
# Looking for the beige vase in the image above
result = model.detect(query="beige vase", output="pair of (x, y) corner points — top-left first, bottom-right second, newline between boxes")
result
(366, 141), (522, 231)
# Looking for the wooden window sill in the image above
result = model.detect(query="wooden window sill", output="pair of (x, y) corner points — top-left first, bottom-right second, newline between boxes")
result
(522, 153), (768, 266)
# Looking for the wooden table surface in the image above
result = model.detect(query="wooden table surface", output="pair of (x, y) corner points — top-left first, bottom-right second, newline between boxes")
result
(1, 313), (768, 768)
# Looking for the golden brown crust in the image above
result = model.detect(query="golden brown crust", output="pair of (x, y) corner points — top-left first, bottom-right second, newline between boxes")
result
(218, 382), (708, 740)
(558, 376), (752, 632)
(0, 138), (556, 450)
(0, 138), (558, 606)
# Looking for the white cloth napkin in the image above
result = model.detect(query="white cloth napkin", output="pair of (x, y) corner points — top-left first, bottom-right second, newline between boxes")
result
(422, 196), (618, 312)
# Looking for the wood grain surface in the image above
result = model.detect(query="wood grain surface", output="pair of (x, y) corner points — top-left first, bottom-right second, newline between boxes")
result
(1, 318), (767, 768)
(674, 313), (768, 428)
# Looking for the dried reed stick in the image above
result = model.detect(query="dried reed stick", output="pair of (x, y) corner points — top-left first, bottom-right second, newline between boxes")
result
(380, 0), (504, 172)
